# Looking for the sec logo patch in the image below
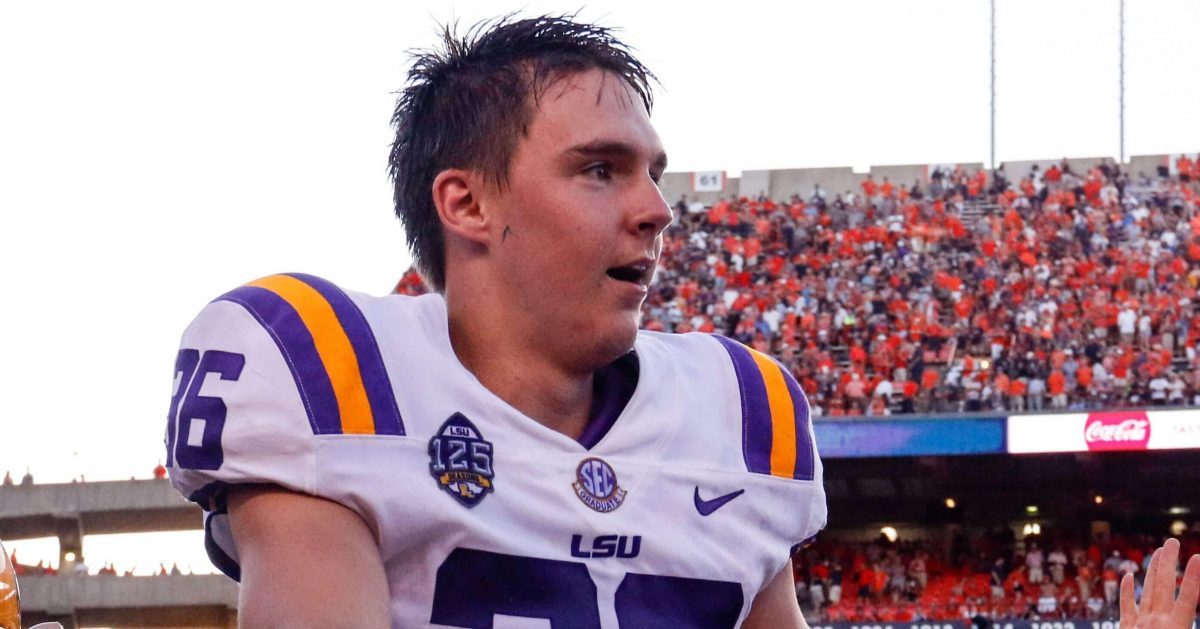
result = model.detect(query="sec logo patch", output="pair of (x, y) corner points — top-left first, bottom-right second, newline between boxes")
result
(572, 457), (627, 513)
(428, 413), (495, 508)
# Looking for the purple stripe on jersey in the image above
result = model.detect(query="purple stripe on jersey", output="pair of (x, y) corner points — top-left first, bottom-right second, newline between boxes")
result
(791, 532), (821, 556)
(217, 286), (342, 435)
(577, 351), (639, 449)
(204, 510), (241, 582)
(286, 273), (406, 436)
(712, 335), (773, 476)
(780, 363), (816, 481)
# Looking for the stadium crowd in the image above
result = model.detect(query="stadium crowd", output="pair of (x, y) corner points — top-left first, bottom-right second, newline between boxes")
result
(395, 154), (1200, 417)
(794, 528), (1200, 623)
(7, 551), (190, 578)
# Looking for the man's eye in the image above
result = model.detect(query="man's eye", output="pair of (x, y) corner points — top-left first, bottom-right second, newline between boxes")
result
(585, 164), (612, 181)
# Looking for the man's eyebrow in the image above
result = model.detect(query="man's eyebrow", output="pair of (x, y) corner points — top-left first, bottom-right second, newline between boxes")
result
(565, 140), (669, 172)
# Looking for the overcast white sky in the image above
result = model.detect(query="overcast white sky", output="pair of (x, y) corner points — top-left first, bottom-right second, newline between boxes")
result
(2, 0), (1198, 574)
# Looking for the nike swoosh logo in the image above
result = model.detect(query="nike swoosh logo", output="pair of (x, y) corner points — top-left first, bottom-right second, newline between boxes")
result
(694, 487), (745, 516)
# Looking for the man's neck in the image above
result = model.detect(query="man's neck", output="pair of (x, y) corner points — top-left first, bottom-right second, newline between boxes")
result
(446, 306), (594, 440)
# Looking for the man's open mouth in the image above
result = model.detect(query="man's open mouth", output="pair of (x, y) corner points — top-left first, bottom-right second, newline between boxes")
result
(606, 263), (651, 286)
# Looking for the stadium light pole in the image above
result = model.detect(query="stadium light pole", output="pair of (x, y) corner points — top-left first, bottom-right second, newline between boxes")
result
(990, 0), (996, 170)
(1119, 0), (1125, 164)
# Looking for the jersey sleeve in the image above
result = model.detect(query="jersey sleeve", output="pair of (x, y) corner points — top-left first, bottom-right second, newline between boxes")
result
(710, 335), (828, 552)
(165, 273), (406, 580)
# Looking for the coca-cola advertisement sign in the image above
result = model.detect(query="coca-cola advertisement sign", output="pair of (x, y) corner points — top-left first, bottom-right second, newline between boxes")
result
(1007, 409), (1200, 454)
(1083, 411), (1151, 451)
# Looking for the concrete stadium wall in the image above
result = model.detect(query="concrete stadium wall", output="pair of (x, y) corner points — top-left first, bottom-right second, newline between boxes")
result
(938, 161), (986, 176)
(659, 172), (692, 204)
(739, 169), (772, 199)
(0, 480), (191, 522)
(1129, 153), (1167, 177)
(868, 163), (925, 187)
(659, 172), (740, 207)
(1, 483), (228, 627)
(0, 480), (200, 540)
(1002, 156), (1111, 179)
(19, 574), (237, 628)
(1001, 158), (1055, 179)
(766, 167), (856, 200)
(660, 153), (1184, 209)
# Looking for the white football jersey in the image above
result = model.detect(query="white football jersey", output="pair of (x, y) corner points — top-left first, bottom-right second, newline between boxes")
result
(167, 273), (826, 628)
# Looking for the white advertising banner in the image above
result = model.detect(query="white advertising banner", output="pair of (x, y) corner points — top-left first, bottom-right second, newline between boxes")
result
(1007, 409), (1200, 454)
(691, 171), (725, 193)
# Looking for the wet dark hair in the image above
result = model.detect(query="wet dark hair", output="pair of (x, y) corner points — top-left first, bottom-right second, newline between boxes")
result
(388, 14), (656, 291)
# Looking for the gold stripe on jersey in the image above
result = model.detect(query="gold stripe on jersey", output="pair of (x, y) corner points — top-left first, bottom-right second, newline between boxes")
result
(247, 275), (376, 435)
(747, 347), (799, 479)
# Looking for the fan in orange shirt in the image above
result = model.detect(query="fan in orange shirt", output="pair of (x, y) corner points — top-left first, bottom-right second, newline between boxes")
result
(1020, 177), (1036, 197)
(707, 200), (729, 225)
(861, 175), (878, 198)
(921, 368), (939, 391)
(1177, 155), (1194, 181)
(1047, 369), (1066, 408)
(993, 372), (1010, 397)
(1009, 378), (1028, 412)
(880, 178), (895, 199)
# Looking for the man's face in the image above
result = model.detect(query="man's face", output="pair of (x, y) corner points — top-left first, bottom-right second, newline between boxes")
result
(480, 68), (672, 371)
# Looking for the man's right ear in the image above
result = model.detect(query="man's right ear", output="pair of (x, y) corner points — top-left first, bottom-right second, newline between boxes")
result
(432, 169), (490, 246)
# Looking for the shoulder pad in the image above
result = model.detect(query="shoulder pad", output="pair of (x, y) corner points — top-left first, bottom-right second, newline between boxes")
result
(214, 273), (405, 436)
(711, 335), (816, 481)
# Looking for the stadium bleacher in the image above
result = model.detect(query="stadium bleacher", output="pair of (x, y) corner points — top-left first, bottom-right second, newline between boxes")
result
(398, 153), (1200, 420)
(390, 152), (1200, 625)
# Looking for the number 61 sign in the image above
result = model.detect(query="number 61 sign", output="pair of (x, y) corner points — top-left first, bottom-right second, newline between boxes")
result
(691, 171), (725, 193)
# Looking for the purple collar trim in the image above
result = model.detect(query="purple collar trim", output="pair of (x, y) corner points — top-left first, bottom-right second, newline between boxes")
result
(576, 352), (639, 449)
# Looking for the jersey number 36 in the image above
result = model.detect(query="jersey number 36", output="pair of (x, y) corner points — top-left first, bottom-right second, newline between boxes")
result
(166, 349), (245, 470)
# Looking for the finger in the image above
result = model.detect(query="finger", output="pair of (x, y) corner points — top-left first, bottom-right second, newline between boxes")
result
(1120, 571), (1139, 629)
(1171, 553), (1200, 628)
(1154, 539), (1181, 614)
(1143, 547), (1162, 615)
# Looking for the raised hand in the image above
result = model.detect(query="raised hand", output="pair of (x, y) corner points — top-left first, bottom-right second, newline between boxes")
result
(1120, 538), (1200, 629)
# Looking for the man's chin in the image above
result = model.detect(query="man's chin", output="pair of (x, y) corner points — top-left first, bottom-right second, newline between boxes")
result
(584, 319), (639, 367)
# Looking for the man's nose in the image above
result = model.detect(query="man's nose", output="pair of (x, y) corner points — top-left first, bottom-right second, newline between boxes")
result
(631, 176), (673, 236)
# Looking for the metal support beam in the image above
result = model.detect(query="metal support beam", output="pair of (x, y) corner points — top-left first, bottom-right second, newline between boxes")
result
(990, 0), (996, 169)
(1119, 0), (1126, 163)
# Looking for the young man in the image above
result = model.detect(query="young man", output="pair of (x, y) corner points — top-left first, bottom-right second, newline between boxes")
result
(166, 16), (825, 628)
(163, 15), (1200, 629)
